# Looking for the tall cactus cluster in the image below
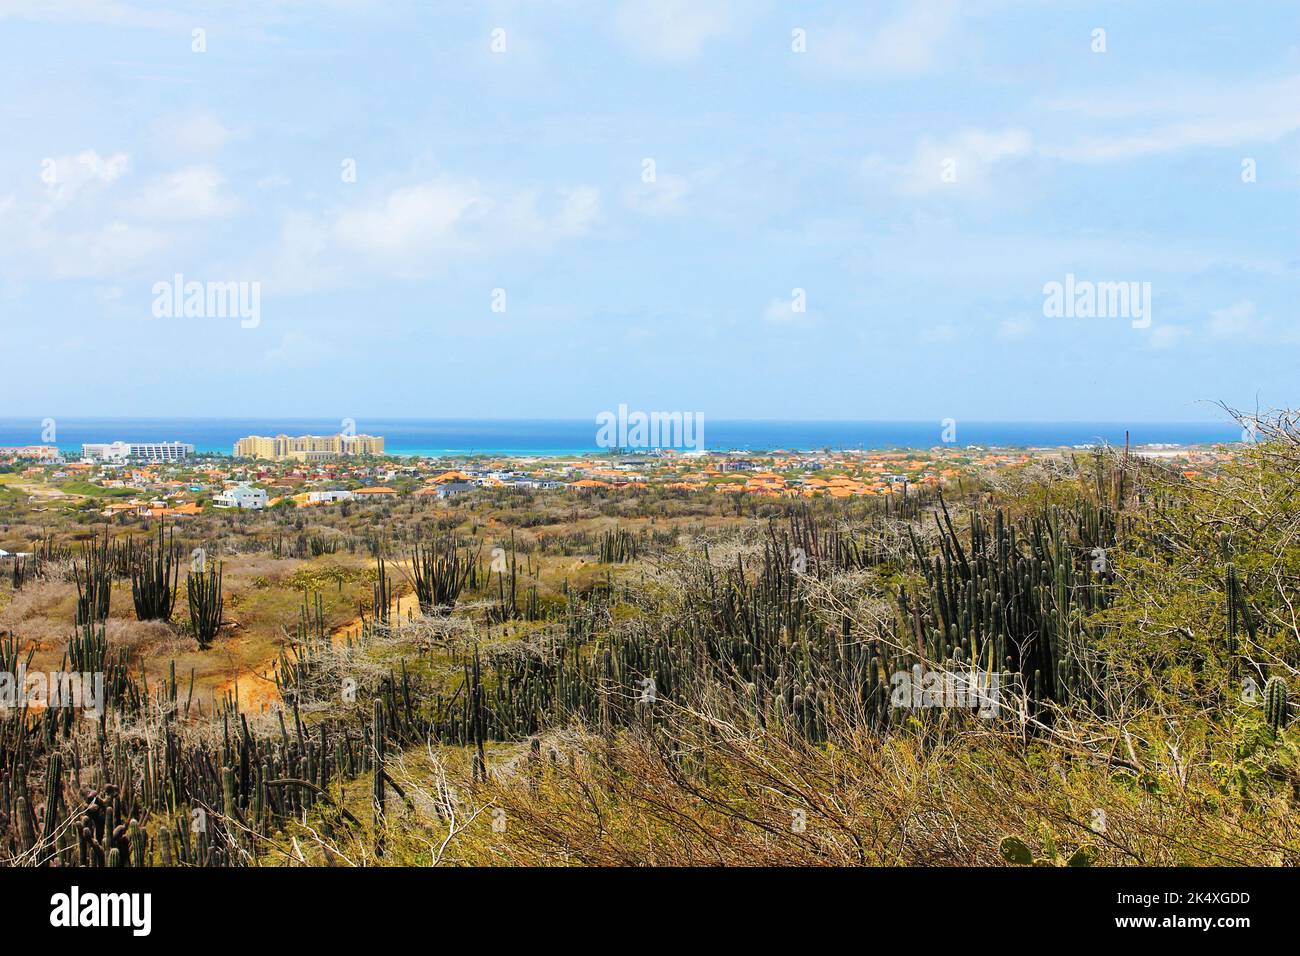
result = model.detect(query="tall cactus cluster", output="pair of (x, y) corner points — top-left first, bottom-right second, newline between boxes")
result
(10, 556), (29, 590)
(370, 554), (392, 627)
(372, 699), (386, 856)
(130, 520), (179, 622)
(7, 534), (60, 591)
(2, 647), (408, 866)
(899, 497), (1121, 716)
(410, 535), (475, 614)
(274, 593), (336, 706)
(598, 528), (640, 563)
(72, 528), (113, 626)
(414, 497), (1125, 746)
(489, 533), (521, 623)
(187, 563), (224, 649)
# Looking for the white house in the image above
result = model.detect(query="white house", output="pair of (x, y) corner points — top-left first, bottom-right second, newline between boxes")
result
(434, 481), (476, 499)
(307, 490), (354, 504)
(214, 483), (268, 510)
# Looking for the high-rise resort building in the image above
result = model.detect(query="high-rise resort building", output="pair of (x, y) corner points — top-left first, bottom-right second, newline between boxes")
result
(233, 433), (386, 462)
(81, 441), (195, 463)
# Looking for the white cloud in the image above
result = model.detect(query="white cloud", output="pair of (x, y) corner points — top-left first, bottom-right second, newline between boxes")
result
(41, 151), (131, 203)
(0, 0), (372, 30)
(0, 153), (231, 280)
(135, 167), (238, 221)
(614, 0), (737, 61)
(264, 176), (601, 290)
(167, 112), (235, 153)
(0, 0), (187, 28)
(32, 221), (171, 280)
(625, 164), (726, 218)
(1042, 76), (1300, 163)
(814, 0), (961, 78)
(1207, 301), (1258, 339)
(0, 151), (197, 279)
(862, 72), (1300, 193)
(554, 185), (602, 236)
(1202, 301), (1300, 346)
(626, 172), (693, 217)
(870, 128), (1033, 196)
(333, 181), (479, 258)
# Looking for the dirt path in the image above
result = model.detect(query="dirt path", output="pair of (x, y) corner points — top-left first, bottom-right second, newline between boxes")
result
(11, 482), (78, 499)
(214, 593), (409, 713)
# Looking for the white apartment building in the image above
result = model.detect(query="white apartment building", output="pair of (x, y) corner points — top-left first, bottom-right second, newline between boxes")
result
(213, 483), (268, 510)
(82, 441), (195, 463)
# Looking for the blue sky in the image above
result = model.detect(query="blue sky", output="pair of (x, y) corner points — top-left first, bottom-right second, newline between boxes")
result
(0, 0), (1297, 422)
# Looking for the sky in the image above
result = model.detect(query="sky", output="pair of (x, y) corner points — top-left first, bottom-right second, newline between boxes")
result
(0, 0), (1297, 423)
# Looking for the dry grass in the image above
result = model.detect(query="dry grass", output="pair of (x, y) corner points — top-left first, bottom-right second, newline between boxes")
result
(430, 705), (1300, 867)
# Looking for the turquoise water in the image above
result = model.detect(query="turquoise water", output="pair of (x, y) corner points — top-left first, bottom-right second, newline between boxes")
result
(0, 418), (1243, 458)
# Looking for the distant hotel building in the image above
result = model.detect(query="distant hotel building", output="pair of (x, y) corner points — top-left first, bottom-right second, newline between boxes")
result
(82, 441), (195, 463)
(0, 445), (60, 461)
(233, 433), (386, 462)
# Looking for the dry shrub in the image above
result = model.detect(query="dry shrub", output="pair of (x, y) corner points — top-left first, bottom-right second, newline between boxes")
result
(0, 576), (76, 631)
(103, 617), (181, 658)
(437, 699), (1300, 867)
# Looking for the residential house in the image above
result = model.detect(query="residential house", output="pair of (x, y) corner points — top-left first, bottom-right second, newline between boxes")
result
(213, 483), (268, 510)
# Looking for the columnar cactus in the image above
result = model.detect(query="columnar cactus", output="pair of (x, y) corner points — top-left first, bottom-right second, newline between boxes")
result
(188, 563), (224, 649)
(16, 796), (35, 853)
(129, 819), (147, 867)
(131, 519), (178, 622)
(73, 527), (113, 625)
(372, 698), (386, 856)
(1264, 676), (1289, 733)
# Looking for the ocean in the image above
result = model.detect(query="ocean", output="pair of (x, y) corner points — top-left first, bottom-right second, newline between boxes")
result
(0, 418), (1245, 458)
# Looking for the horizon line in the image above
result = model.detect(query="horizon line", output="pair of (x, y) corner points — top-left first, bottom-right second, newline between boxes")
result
(0, 415), (1242, 425)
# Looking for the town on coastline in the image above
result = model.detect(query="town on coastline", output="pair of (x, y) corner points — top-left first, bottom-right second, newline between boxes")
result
(0, 429), (1237, 519)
